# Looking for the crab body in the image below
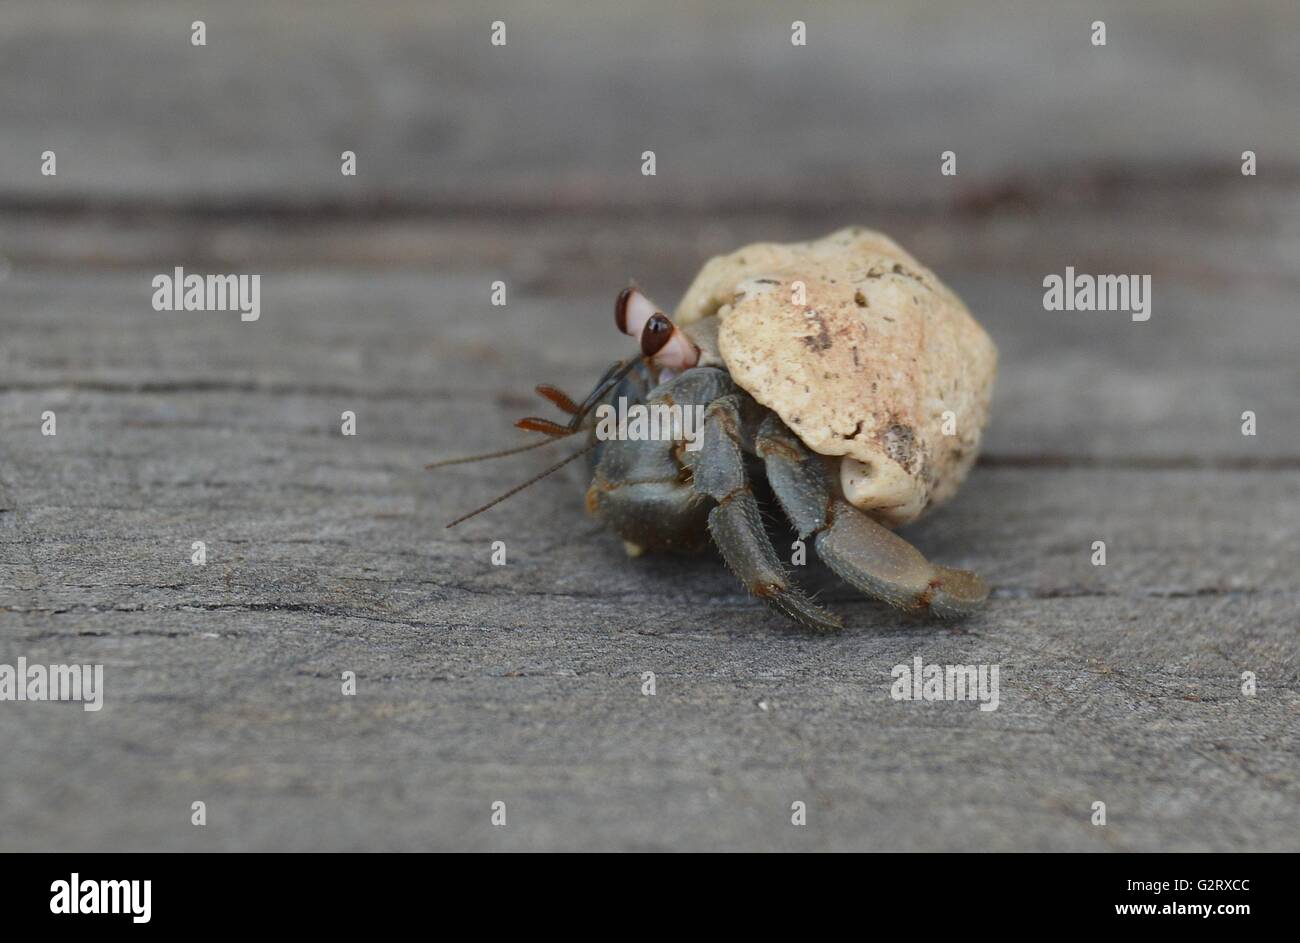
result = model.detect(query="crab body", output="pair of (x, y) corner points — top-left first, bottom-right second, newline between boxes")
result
(445, 227), (998, 629)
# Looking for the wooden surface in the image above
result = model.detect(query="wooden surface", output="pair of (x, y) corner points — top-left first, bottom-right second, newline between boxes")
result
(1, 0), (1297, 851)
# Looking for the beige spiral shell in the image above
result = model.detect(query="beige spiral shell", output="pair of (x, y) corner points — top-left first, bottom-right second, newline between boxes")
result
(674, 227), (997, 526)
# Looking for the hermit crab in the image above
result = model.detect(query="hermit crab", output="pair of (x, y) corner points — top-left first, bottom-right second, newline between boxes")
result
(436, 227), (998, 629)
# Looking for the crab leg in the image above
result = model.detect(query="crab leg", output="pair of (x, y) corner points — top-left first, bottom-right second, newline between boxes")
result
(691, 396), (843, 631)
(754, 415), (988, 618)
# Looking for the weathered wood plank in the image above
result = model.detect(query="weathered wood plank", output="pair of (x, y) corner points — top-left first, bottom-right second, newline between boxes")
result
(1, 0), (1298, 205)
(2, 269), (1297, 851)
(1, 592), (1296, 851)
(1, 0), (1298, 853)
(2, 259), (1296, 463)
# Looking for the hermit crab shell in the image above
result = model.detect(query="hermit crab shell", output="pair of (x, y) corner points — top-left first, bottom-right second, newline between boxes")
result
(674, 227), (997, 527)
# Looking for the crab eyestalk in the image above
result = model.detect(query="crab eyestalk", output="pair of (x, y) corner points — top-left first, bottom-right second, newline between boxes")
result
(615, 287), (699, 372)
(615, 286), (656, 337)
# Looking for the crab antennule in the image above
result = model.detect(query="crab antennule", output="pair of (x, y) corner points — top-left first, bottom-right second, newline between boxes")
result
(434, 354), (640, 494)
(565, 357), (644, 431)
(535, 384), (581, 415)
(515, 417), (575, 438)
(437, 356), (645, 519)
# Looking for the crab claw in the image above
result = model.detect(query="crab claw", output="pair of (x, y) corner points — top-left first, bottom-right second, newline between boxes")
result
(814, 500), (989, 618)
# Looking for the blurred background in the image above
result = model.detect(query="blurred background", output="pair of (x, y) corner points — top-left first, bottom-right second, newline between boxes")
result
(1, 1), (1297, 851)
(4, 1), (1298, 459)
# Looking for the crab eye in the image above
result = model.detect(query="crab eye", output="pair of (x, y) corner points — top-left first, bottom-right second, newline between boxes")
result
(640, 312), (674, 356)
(615, 286), (658, 338)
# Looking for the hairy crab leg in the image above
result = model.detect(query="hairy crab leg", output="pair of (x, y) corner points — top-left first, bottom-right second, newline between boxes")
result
(754, 415), (988, 618)
(690, 395), (843, 631)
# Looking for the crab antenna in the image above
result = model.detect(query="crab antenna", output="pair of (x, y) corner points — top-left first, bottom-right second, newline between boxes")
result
(445, 440), (598, 528)
(436, 356), (642, 515)
(425, 435), (559, 469)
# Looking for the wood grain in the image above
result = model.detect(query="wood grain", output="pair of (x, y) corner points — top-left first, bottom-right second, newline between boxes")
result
(0, 0), (1296, 851)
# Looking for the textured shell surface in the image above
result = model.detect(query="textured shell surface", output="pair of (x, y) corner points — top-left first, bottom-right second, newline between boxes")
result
(674, 227), (998, 526)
